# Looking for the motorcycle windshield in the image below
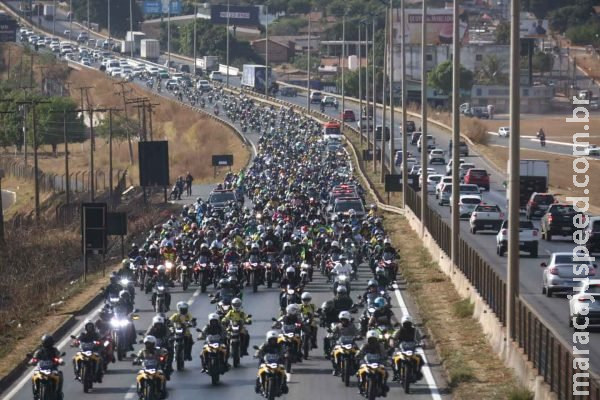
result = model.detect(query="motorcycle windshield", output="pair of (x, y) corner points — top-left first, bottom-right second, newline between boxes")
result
(364, 354), (381, 364)
(282, 324), (297, 334)
(249, 255), (260, 263)
(206, 335), (221, 344)
(143, 359), (159, 370)
(339, 336), (355, 345)
(400, 341), (418, 352)
(332, 254), (341, 262)
(198, 256), (209, 264)
(38, 360), (54, 369)
(80, 342), (95, 352)
(264, 353), (280, 364)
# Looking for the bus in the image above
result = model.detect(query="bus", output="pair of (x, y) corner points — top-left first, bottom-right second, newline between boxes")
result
(323, 121), (342, 141)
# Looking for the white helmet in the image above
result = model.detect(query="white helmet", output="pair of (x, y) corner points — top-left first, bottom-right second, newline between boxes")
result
(266, 330), (278, 340)
(338, 311), (351, 321)
(286, 304), (299, 316)
(157, 265), (166, 273)
(331, 241), (339, 248)
(401, 315), (413, 325)
(286, 266), (295, 274)
(232, 298), (242, 310)
(143, 335), (157, 345)
(152, 315), (165, 325)
(366, 330), (380, 340)
(208, 313), (220, 322)
(301, 292), (312, 302)
(384, 238), (391, 245)
(283, 242), (291, 249)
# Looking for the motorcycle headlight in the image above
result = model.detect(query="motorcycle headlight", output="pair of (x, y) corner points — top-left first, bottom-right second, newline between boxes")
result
(210, 343), (219, 348)
(83, 351), (92, 356)
(286, 333), (294, 338)
(368, 363), (380, 369)
(181, 265), (187, 270)
(166, 261), (174, 269)
(146, 369), (156, 374)
(120, 278), (129, 286)
(405, 350), (413, 356)
(268, 363), (278, 368)
(104, 340), (110, 347)
(343, 344), (352, 349)
(157, 286), (165, 291)
(111, 318), (129, 328)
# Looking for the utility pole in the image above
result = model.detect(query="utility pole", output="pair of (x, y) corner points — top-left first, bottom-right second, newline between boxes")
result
(108, 0), (111, 43)
(167, 0), (172, 69)
(69, 0), (73, 42)
(113, 82), (134, 164)
(226, 0), (230, 88)
(420, 0), (428, 235)
(193, 3), (198, 77)
(64, 111), (70, 205)
(507, 0), (521, 341)
(341, 12), (346, 133)
(108, 109), (113, 208)
(380, 7), (387, 183)
(371, 18), (376, 173)
(87, 0), (90, 31)
(130, 0), (134, 59)
(265, 4), (269, 99)
(389, 2), (395, 176)
(307, 13), (311, 112)
(358, 21), (363, 146)
(89, 106), (95, 201)
(401, 0), (408, 206)
(0, 168), (4, 245)
(364, 21), (370, 151)
(451, 0), (461, 270)
(52, 0), (56, 36)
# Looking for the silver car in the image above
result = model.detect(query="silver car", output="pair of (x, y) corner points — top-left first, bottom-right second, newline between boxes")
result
(569, 280), (600, 329)
(541, 252), (597, 297)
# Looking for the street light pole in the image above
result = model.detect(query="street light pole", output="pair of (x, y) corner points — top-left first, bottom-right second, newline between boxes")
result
(129, 0), (134, 58)
(358, 21), (362, 146)
(226, 0), (230, 88)
(401, 0), (408, 205)
(451, 0), (461, 270)
(167, 0), (172, 69)
(265, 4), (269, 99)
(380, 7), (388, 183)
(108, 0), (111, 43)
(87, 0), (90, 31)
(307, 14), (312, 112)
(69, 0), (73, 42)
(389, 2), (395, 176)
(341, 13), (346, 132)
(364, 21), (370, 150)
(52, 0), (56, 36)
(194, 3), (198, 77)
(371, 18), (376, 173)
(420, 0), (428, 236)
(507, 0), (521, 341)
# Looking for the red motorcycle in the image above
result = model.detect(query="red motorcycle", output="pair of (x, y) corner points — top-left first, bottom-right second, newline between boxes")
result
(194, 255), (212, 293)
(244, 254), (264, 292)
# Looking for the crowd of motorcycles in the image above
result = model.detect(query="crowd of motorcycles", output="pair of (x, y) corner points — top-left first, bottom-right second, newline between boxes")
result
(26, 93), (426, 400)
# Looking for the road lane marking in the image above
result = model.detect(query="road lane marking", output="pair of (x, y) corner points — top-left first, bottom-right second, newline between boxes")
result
(392, 283), (443, 400)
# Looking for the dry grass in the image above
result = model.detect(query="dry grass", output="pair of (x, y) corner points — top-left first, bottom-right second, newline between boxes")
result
(483, 117), (600, 145)
(384, 213), (528, 399)
(477, 145), (600, 214)
(463, 118), (489, 145)
(575, 53), (600, 83)
(1, 176), (52, 219)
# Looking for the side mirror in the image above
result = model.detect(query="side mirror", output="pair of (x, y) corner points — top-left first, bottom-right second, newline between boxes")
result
(540, 262), (547, 268)
(271, 317), (277, 322)
(196, 328), (202, 333)
(253, 345), (260, 350)
(70, 335), (77, 340)
(60, 352), (66, 357)
(247, 314), (253, 318)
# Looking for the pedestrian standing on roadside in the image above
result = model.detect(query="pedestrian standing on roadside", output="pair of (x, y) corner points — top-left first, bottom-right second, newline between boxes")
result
(487, 104), (494, 119)
(537, 128), (546, 147)
(185, 172), (194, 196)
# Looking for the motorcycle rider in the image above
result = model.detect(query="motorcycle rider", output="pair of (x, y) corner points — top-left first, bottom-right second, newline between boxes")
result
(254, 331), (289, 394)
(149, 265), (172, 311)
(103, 274), (124, 302)
(198, 313), (230, 372)
(279, 266), (301, 288)
(392, 315), (423, 380)
(356, 330), (390, 396)
(381, 238), (399, 282)
(116, 290), (137, 351)
(128, 243), (140, 259)
(320, 286), (355, 327)
(299, 292), (318, 349)
(95, 307), (113, 338)
(331, 256), (353, 287)
(368, 297), (399, 332)
(134, 336), (168, 400)
(329, 311), (360, 375)
(30, 335), (64, 398)
(221, 298), (251, 356)
(358, 280), (380, 306)
(169, 302), (196, 362)
(73, 320), (103, 383)
(211, 278), (238, 304)
(273, 304), (303, 362)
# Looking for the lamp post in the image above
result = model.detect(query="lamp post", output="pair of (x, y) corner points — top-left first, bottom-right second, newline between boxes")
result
(129, 0), (134, 58)
(193, 3), (198, 77)
(372, 17), (376, 173)
(388, 1), (395, 176)
(364, 20), (370, 151)
(107, 0), (111, 43)
(226, 0), (230, 88)
(307, 13), (312, 112)
(341, 12), (346, 132)
(265, 4), (269, 99)
(0, 168), (4, 245)
(358, 20), (363, 146)
(420, 0), (428, 235)
(167, 0), (172, 69)
(401, 0), (408, 205)
(380, 7), (388, 183)
(451, 0), (461, 271)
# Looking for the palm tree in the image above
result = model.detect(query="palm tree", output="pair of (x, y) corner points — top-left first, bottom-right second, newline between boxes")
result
(475, 54), (508, 85)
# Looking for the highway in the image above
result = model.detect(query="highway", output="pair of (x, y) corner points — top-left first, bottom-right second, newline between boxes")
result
(4, 2), (599, 391)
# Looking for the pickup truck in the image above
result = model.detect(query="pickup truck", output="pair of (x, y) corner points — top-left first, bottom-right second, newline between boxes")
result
(469, 203), (504, 234)
(496, 219), (539, 257)
(540, 203), (581, 241)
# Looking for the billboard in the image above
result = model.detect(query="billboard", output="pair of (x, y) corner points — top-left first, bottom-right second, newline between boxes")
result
(143, 0), (180, 15)
(393, 8), (469, 45)
(520, 13), (548, 38)
(210, 5), (259, 26)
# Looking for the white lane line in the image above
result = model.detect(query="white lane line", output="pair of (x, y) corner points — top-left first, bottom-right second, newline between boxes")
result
(392, 283), (443, 400)
(3, 305), (104, 400)
(124, 383), (138, 399)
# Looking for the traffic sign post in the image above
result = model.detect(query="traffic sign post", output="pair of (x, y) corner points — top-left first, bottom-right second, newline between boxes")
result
(212, 154), (234, 178)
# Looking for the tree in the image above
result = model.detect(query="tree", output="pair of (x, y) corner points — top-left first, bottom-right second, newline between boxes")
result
(531, 51), (554, 75)
(71, 0), (143, 38)
(95, 112), (137, 142)
(565, 21), (600, 45)
(36, 97), (86, 156)
(548, 4), (593, 34)
(428, 60), (474, 96)
(475, 55), (508, 85)
(495, 22), (509, 45)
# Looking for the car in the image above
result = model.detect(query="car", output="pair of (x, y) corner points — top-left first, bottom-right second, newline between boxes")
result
(455, 195), (482, 219)
(341, 109), (356, 122)
(463, 168), (490, 191)
(357, 115), (373, 132)
(63, 29), (71, 36)
(146, 66), (160, 76)
(410, 131), (422, 145)
(584, 144), (600, 156)
(424, 174), (443, 194)
(442, 182), (479, 206)
(448, 139), (469, 157)
(465, 106), (489, 119)
(498, 127), (510, 137)
(165, 79), (179, 90)
(196, 80), (212, 92)
(77, 32), (88, 43)
(321, 96), (338, 108)
(496, 219), (539, 257)
(208, 189), (237, 210)
(417, 168), (437, 188)
(445, 158), (465, 176)
(540, 203), (582, 241)
(209, 71), (223, 82)
(541, 252), (597, 297)
(330, 197), (366, 221)
(525, 192), (555, 219)
(469, 203), (504, 233)
(309, 91), (323, 104)
(436, 176), (452, 199)
(36, 39), (45, 47)
(375, 125), (390, 141)
(428, 149), (446, 164)
(569, 281), (600, 329)
(279, 87), (297, 97)
(584, 216), (600, 255)
(417, 134), (435, 152)
(109, 67), (122, 77)
(81, 57), (91, 66)
(179, 64), (190, 73)
(458, 163), (477, 181)
(403, 120), (416, 134)
(401, 157), (417, 174)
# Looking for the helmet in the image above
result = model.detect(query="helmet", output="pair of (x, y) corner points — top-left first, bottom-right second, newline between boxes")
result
(219, 278), (230, 288)
(99, 307), (112, 321)
(384, 238), (391, 245)
(251, 243), (259, 250)
(301, 292), (312, 302)
(152, 315), (165, 326)
(375, 266), (386, 276)
(84, 319), (95, 332)
(122, 258), (130, 267)
(331, 241), (339, 248)
(41, 334), (54, 348)
(401, 315), (413, 326)
(286, 304), (299, 316)
(119, 290), (130, 301)
(366, 330), (380, 342)
(344, 238), (352, 245)
(157, 265), (166, 274)
(232, 298), (242, 310)
(286, 266), (295, 275)
(266, 330), (278, 341)
(201, 243), (209, 250)
(336, 286), (348, 295)
(374, 297), (386, 309)
(209, 313), (220, 323)
(367, 279), (377, 288)
(143, 335), (157, 345)
(283, 242), (291, 249)
(338, 311), (351, 321)
(177, 301), (189, 315)
(370, 204), (377, 210)
(265, 240), (273, 247)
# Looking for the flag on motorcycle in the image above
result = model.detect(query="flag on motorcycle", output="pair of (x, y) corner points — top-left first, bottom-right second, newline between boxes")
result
(236, 171), (245, 187)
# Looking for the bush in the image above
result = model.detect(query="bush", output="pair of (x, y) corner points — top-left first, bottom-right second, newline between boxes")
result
(463, 118), (489, 145)
(508, 387), (534, 400)
(453, 298), (474, 318)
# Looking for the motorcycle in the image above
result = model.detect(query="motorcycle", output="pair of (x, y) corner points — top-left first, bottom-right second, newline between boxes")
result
(279, 285), (301, 314)
(299, 262), (312, 285)
(379, 254), (397, 284)
(153, 284), (169, 313)
(111, 309), (139, 361)
(392, 341), (423, 393)
(264, 254), (277, 287)
(244, 254), (264, 292)
(120, 277), (136, 303)
(331, 335), (359, 386)
(255, 351), (287, 399)
(70, 339), (101, 392)
(193, 255), (212, 293)
(165, 260), (177, 281)
(133, 357), (167, 400)
(300, 315), (315, 360)
(227, 317), (251, 368)
(178, 262), (191, 291)
(276, 321), (302, 373)
(28, 353), (65, 400)
(359, 306), (377, 337)
(357, 353), (387, 400)
(143, 264), (157, 293)
(172, 319), (196, 371)
(202, 334), (228, 385)
(332, 270), (351, 295)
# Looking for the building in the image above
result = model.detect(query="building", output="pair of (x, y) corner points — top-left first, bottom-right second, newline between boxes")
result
(270, 35), (320, 53)
(251, 38), (294, 64)
(470, 84), (553, 113)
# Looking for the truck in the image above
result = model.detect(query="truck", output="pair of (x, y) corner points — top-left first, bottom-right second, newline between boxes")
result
(43, 4), (55, 20)
(140, 39), (160, 62)
(120, 40), (134, 54)
(125, 31), (146, 52)
(241, 64), (278, 94)
(195, 56), (219, 74)
(507, 159), (549, 209)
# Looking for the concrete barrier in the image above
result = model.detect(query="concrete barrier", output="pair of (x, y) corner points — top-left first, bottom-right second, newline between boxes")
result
(1, 189), (16, 210)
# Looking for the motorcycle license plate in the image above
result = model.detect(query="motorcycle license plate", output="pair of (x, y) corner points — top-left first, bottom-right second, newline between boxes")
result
(484, 225), (492, 228)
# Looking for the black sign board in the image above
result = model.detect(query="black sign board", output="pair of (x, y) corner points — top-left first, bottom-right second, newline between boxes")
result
(409, 174), (420, 191)
(81, 203), (107, 253)
(138, 141), (169, 187)
(385, 174), (403, 192)
(107, 212), (128, 236)
(0, 17), (17, 42)
(362, 149), (381, 161)
(212, 154), (234, 167)
(210, 5), (259, 26)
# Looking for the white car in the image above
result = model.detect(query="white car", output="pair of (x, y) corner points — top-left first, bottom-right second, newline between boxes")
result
(569, 280), (600, 329)
(496, 219), (539, 257)
(196, 79), (212, 92)
(469, 203), (504, 234)
(424, 174), (443, 194)
(209, 71), (223, 82)
(445, 158), (465, 176)
(81, 57), (91, 66)
(109, 67), (122, 77)
(498, 127), (510, 137)
(455, 195), (482, 219)
(584, 144), (600, 156)
(428, 148), (446, 164)
(400, 157), (417, 174)
(436, 176), (452, 199)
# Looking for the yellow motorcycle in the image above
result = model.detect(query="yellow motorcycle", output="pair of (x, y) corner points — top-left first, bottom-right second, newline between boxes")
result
(276, 322), (302, 373)
(201, 334), (228, 385)
(133, 357), (167, 400)
(28, 353), (65, 400)
(331, 336), (359, 386)
(71, 339), (102, 393)
(392, 341), (423, 394)
(357, 354), (387, 400)
(254, 351), (288, 399)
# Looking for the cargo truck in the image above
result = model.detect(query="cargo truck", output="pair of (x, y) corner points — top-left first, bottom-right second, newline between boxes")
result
(43, 4), (55, 20)
(241, 64), (278, 94)
(140, 39), (160, 62)
(195, 56), (219, 74)
(505, 159), (549, 209)
(120, 40), (134, 54)
(125, 31), (146, 52)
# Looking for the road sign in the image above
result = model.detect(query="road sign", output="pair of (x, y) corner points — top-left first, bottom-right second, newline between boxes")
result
(385, 174), (403, 192)
(212, 155), (234, 167)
